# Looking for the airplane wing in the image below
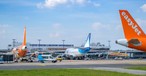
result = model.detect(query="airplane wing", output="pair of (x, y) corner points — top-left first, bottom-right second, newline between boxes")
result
(128, 38), (141, 46)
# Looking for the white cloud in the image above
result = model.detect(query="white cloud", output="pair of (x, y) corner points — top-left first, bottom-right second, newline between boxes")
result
(91, 22), (102, 30)
(36, 3), (44, 9)
(74, 0), (86, 4)
(141, 4), (146, 12)
(0, 24), (9, 35)
(91, 22), (109, 30)
(44, 0), (68, 8)
(37, 0), (68, 9)
(52, 23), (61, 29)
(115, 24), (122, 31)
(48, 23), (63, 38)
(93, 3), (100, 7)
(37, 0), (100, 9)
(136, 18), (146, 33)
(136, 18), (146, 25)
(49, 32), (61, 38)
(87, 0), (100, 7)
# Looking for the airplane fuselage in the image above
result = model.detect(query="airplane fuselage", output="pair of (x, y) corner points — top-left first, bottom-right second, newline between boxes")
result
(128, 38), (146, 51)
(65, 47), (91, 57)
(65, 48), (83, 57)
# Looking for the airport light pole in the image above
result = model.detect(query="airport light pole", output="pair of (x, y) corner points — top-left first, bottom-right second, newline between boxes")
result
(12, 39), (16, 48)
(106, 40), (111, 60)
(62, 40), (65, 49)
(8, 44), (12, 50)
(108, 40), (111, 50)
(38, 39), (41, 50)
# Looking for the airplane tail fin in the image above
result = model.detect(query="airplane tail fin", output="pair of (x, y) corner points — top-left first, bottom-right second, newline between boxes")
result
(22, 26), (26, 45)
(84, 33), (91, 48)
(119, 10), (146, 40)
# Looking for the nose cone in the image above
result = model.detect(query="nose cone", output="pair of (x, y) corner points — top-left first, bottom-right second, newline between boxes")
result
(116, 39), (128, 47)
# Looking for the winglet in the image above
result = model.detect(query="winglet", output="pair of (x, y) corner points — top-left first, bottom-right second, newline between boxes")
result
(84, 33), (91, 48)
(119, 10), (145, 40)
(22, 26), (26, 45)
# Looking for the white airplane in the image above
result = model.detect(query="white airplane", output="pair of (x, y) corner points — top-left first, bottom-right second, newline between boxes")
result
(64, 33), (91, 59)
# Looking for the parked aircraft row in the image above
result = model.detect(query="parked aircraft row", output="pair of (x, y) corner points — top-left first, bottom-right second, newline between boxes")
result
(11, 10), (146, 62)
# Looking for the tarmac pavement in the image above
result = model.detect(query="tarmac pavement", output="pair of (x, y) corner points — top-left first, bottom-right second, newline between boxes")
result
(0, 60), (146, 75)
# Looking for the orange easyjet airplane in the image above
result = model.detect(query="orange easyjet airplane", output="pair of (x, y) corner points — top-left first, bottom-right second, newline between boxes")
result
(116, 10), (146, 52)
(12, 27), (28, 60)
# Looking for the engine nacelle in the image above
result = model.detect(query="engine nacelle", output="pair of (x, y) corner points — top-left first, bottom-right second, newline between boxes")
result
(21, 46), (27, 51)
(115, 39), (128, 47)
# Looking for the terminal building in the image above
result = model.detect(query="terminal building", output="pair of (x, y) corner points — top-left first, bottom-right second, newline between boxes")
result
(29, 44), (74, 53)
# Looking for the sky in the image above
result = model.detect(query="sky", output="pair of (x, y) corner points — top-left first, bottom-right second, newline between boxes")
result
(0, 0), (146, 50)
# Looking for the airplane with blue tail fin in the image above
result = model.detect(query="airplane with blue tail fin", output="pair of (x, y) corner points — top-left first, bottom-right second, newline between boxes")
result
(64, 33), (91, 59)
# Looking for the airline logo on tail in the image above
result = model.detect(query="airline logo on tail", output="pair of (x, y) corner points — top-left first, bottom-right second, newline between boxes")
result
(121, 11), (141, 36)
(119, 10), (145, 39)
(116, 10), (146, 52)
